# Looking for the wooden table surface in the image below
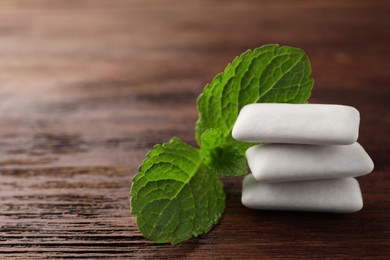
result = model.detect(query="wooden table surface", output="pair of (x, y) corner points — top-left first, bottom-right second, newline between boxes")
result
(0, 0), (389, 259)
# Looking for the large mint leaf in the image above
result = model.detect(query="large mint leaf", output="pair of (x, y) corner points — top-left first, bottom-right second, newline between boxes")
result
(130, 138), (225, 244)
(196, 44), (313, 176)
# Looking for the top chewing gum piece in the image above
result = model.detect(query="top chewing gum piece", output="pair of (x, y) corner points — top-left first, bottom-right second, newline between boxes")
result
(232, 104), (360, 145)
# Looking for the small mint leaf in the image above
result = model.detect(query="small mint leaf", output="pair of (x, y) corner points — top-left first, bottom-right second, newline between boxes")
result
(200, 128), (247, 177)
(130, 138), (225, 244)
(200, 128), (224, 166)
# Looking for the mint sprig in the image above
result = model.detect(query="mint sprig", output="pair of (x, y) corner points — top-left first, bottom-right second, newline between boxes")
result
(131, 44), (314, 244)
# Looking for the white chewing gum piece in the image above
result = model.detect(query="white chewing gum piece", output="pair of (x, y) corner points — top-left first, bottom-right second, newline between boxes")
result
(246, 143), (374, 183)
(242, 175), (363, 213)
(232, 104), (360, 145)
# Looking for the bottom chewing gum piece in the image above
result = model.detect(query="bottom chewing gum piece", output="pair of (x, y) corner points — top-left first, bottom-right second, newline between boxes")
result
(242, 174), (363, 213)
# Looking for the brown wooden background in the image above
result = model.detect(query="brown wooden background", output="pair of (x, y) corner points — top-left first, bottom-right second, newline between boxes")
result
(0, 0), (389, 258)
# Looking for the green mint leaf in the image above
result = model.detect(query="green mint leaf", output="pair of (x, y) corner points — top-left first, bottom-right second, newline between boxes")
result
(131, 138), (225, 244)
(196, 44), (313, 176)
(200, 128), (248, 177)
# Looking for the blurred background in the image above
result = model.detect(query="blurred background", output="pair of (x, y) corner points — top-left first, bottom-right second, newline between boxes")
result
(0, 0), (388, 169)
(0, 1), (389, 258)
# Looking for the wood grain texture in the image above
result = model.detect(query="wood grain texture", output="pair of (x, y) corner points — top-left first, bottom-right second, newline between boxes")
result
(0, 0), (389, 258)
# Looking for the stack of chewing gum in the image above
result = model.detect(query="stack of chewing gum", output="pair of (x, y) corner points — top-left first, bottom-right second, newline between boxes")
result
(233, 104), (374, 213)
